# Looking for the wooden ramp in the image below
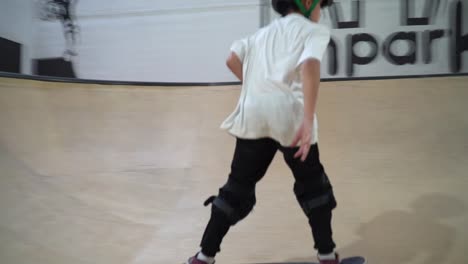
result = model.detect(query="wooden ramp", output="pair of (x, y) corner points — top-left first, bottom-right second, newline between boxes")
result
(0, 76), (467, 264)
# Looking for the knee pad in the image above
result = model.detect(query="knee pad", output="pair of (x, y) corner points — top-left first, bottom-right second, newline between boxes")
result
(203, 178), (256, 225)
(294, 172), (337, 216)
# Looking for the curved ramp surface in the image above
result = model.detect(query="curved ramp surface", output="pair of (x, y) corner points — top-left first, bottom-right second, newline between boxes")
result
(0, 77), (467, 264)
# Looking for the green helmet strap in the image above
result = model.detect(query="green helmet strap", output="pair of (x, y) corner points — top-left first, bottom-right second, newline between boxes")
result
(294, 0), (320, 18)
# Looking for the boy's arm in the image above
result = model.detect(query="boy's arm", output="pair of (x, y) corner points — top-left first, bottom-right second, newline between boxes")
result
(301, 58), (321, 123)
(291, 58), (321, 161)
(290, 26), (329, 161)
(226, 52), (243, 82)
(296, 26), (329, 124)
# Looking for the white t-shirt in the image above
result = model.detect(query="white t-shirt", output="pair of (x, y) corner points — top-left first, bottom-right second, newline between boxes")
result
(220, 13), (331, 147)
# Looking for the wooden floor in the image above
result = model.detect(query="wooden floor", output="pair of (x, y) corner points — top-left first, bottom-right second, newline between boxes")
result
(0, 76), (467, 264)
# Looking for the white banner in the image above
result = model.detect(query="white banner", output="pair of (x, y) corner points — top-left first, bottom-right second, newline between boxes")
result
(316, 0), (468, 79)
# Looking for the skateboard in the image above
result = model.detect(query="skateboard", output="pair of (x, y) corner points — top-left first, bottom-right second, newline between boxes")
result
(246, 256), (366, 264)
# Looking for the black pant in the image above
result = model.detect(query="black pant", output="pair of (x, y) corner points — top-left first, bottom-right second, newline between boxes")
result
(200, 137), (337, 256)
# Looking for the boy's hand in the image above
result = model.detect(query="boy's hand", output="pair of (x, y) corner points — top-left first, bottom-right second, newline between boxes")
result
(290, 117), (313, 162)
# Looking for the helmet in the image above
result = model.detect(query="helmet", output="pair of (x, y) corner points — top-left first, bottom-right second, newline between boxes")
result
(294, 0), (334, 18)
(320, 0), (334, 8)
(273, 0), (334, 18)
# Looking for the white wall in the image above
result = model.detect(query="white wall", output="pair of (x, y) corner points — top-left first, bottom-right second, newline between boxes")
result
(0, 0), (35, 74)
(34, 0), (261, 82)
(31, 0), (468, 82)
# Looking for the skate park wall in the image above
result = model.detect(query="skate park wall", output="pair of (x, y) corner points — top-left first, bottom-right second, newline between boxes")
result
(0, 0), (36, 75)
(31, 0), (261, 83)
(1, 0), (467, 84)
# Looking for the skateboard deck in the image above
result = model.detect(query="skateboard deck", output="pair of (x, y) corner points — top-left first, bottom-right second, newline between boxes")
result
(245, 256), (366, 264)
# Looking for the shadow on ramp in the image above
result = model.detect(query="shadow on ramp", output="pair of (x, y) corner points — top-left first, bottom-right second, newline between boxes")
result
(267, 193), (465, 264)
